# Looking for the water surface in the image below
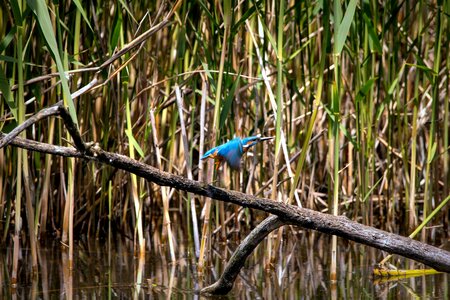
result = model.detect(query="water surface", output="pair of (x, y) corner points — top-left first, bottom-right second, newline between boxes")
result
(1, 232), (448, 299)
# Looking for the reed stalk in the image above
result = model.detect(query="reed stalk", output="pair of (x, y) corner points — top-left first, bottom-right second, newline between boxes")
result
(150, 109), (176, 261)
(198, 79), (211, 270)
(422, 2), (443, 241)
(126, 82), (146, 255)
(408, 3), (422, 233)
(444, 2), (450, 237)
(175, 85), (200, 257)
(271, 0), (285, 203)
(269, 0), (286, 268)
(16, 1), (38, 271)
(288, 3), (330, 205)
(217, 0), (232, 242)
(330, 0), (357, 280)
(37, 117), (55, 237)
(330, 0), (342, 283)
(11, 0), (25, 283)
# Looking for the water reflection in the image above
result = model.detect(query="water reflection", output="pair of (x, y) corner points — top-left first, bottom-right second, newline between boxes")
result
(0, 232), (448, 298)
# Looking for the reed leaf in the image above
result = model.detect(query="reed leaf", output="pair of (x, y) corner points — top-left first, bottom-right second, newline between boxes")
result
(27, 0), (77, 126)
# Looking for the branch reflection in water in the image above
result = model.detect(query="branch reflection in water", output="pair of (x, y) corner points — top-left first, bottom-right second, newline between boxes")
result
(0, 230), (448, 298)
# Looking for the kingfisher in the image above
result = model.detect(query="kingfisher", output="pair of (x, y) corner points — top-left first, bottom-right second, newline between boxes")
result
(201, 135), (273, 170)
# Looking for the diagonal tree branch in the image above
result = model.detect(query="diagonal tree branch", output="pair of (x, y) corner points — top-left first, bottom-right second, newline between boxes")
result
(1, 102), (450, 276)
(2, 128), (450, 274)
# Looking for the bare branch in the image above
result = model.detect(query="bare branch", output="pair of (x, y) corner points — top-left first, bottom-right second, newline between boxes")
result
(3, 130), (450, 273)
(0, 104), (60, 149)
(0, 133), (82, 158)
(1, 97), (449, 277)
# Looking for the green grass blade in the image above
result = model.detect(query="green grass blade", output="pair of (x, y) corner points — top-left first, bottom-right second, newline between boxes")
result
(387, 63), (405, 95)
(118, 0), (137, 23)
(72, 0), (94, 32)
(362, 13), (382, 53)
(219, 72), (241, 130)
(27, 0), (77, 126)
(125, 129), (145, 158)
(231, 1), (262, 34)
(0, 65), (16, 120)
(334, 0), (357, 55)
(0, 26), (17, 53)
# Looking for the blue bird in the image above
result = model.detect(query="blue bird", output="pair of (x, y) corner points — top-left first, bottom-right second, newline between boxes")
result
(201, 135), (273, 170)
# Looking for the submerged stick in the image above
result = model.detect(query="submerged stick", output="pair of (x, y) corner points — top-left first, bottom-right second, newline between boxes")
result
(201, 215), (287, 295)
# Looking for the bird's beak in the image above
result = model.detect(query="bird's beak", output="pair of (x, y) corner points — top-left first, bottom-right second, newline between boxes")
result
(259, 136), (274, 142)
(242, 136), (274, 150)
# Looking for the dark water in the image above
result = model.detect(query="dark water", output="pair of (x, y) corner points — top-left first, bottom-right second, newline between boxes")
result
(1, 232), (448, 299)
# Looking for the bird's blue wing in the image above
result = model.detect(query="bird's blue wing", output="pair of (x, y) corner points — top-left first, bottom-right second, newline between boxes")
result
(218, 139), (243, 170)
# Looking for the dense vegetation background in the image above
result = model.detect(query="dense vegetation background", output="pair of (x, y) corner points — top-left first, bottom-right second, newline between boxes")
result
(0, 0), (449, 264)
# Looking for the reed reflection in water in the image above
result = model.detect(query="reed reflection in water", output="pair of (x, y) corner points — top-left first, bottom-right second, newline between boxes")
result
(0, 231), (448, 299)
